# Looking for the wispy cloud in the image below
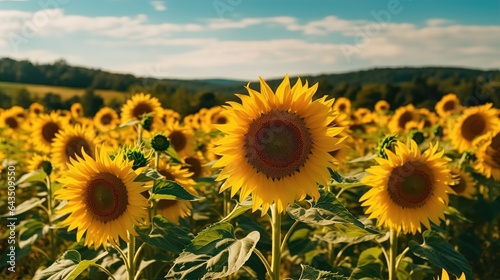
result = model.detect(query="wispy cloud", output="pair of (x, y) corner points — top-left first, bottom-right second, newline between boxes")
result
(151, 1), (167, 12)
(0, 9), (498, 79)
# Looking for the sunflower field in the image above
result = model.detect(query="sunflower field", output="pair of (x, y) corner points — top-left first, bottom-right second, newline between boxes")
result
(1, 76), (500, 280)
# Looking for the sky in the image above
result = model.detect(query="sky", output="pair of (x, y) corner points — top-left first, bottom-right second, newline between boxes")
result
(0, 0), (499, 80)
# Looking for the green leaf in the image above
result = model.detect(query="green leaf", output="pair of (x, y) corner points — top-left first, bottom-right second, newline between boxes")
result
(117, 119), (140, 128)
(19, 219), (49, 248)
(287, 191), (378, 234)
(219, 198), (252, 223)
(408, 230), (472, 280)
(318, 229), (389, 245)
(134, 167), (164, 182)
(1, 197), (46, 217)
(16, 170), (46, 185)
(165, 144), (182, 164)
(347, 247), (384, 280)
(167, 222), (260, 279)
(33, 250), (107, 280)
(150, 179), (202, 201)
(299, 264), (347, 279)
(136, 215), (192, 254)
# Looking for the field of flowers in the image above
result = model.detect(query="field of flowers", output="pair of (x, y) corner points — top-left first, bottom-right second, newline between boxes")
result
(1, 76), (499, 280)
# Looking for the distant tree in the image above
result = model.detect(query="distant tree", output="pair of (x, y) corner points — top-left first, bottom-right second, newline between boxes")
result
(0, 89), (12, 108)
(41, 92), (63, 111)
(63, 95), (81, 110)
(14, 88), (32, 108)
(80, 88), (104, 116)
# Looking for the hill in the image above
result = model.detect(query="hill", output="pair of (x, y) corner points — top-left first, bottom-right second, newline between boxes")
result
(0, 57), (499, 114)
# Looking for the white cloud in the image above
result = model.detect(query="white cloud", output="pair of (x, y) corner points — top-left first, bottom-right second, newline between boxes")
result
(0, 9), (499, 79)
(151, 1), (167, 12)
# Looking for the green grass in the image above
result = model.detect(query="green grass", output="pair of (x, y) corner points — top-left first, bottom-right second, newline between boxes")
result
(0, 81), (127, 102)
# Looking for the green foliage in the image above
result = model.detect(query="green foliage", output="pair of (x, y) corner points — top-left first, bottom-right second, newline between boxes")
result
(409, 230), (473, 279)
(150, 179), (202, 201)
(299, 264), (348, 280)
(136, 215), (192, 254)
(167, 222), (260, 279)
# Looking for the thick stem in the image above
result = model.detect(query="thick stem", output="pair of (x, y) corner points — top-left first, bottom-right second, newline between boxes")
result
(128, 233), (136, 280)
(137, 124), (143, 146)
(46, 176), (56, 261)
(154, 151), (159, 170)
(270, 204), (282, 280)
(388, 229), (398, 280)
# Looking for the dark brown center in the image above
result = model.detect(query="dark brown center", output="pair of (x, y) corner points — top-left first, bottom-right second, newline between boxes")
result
(5, 117), (18, 129)
(84, 172), (128, 223)
(65, 136), (92, 162)
(442, 100), (456, 111)
(461, 113), (486, 141)
(388, 162), (434, 208)
(398, 111), (414, 130)
(170, 130), (187, 152)
(215, 115), (227, 124)
(450, 175), (467, 194)
(485, 133), (500, 166)
(100, 113), (113, 125)
(159, 169), (176, 181)
(185, 157), (202, 178)
(42, 122), (60, 143)
(244, 109), (312, 180)
(132, 102), (153, 119)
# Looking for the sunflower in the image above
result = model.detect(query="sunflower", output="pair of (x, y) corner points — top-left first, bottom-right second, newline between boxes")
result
(474, 129), (500, 181)
(156, 161), (198, 223)
(448, 166), (476, 199)
(159, 109), (181, 127)
(55, 147), (150, 249)
(29, 102), (45, 115)
(333, 97), (351, 115)
(184, 152), (209, 179)
(120, 93), (162, 125)
(0, 109), (24, 136)
(31, 112), (65, 151)
(451, 103), (499, 153)
(52, 125), (96, 169)
(435, 93), (462, 118)
(360, 140), (452, 234)
(375, 100), (390, 113)
(213, 75), (344, 214)
(94, 107), (119, 132)
(27, 154), (52, 176)
(71, 103), (84, 119)
(164, 121), (196, 158)
(388, 104), (418, 133)
(437, 269), (466, 280)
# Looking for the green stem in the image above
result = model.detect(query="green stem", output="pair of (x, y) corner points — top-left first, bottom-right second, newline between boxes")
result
(154, 151), (159, 170)
(137, 124), (143, 146)
(111, 244), (130, 273)
(128, 233), (136, 280)
(388, 229), (398, 280)
(223, 190), (230, 217)
(253, 248), (272, 277)
(46, 176), (56, 261)
(280, 220), (300, 253)
(91, 263), (117, 280)
(270, 204), (282, 280)
(395, 247), (410, 272)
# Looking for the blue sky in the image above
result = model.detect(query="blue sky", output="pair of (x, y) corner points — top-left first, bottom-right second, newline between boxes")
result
(0, 0), (499, 80)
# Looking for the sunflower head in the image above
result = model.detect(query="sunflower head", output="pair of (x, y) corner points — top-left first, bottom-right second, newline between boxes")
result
(375, 100), (390, 113)
(32, 112), (65, 151)
(360, 140), (453, 234)
(51, 125), (96, 169)
(71, 103), (84, 118)
(333, 97), (351, 115)
(55, 146), (150, 249)
(213, 75), (344, 214)
(27, 154), (53, 176)
(94, 107), (119, 132)
(448, 167), (476, 199)
(117, 145), (152, 170)
(389, 104), (417, 133)
(435, 93), (462, 118)
(452, 103), (500, 153)
(151, 133), (170, 152)
(474, 129), (500, 180)
(141, 112), (154, 131)
(120, 93), (162, 126)
(376, 135), (398, 159)
(29, 102), (45, 115)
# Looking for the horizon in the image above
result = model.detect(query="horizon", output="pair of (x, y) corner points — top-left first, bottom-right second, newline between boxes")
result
(0, 1), (499, 80)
